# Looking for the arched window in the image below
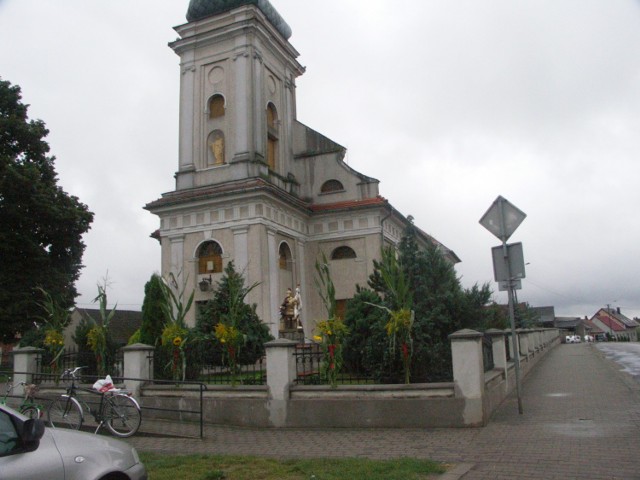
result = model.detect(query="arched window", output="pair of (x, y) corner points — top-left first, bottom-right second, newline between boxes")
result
(266, 103), (278, 170)
(279, 242), (292, 270)
(207, 130), (225, 166)
(321, 179), (344, 193)
(198, 241), (223, 274)
(209, 94), (225, 119)
(331, 246), (356, 260)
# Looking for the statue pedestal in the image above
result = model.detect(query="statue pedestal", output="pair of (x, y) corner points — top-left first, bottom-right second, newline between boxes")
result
(278, 328), (304, 343)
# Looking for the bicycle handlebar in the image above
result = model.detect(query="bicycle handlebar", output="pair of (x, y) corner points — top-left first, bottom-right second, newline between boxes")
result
(61, 366), (88, 379)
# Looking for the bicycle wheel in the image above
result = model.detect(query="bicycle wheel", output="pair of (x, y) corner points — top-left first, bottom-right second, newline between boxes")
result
(20, 405), (40, 420)
(105, 394), (141, 438)
(47, 395), (83, 430)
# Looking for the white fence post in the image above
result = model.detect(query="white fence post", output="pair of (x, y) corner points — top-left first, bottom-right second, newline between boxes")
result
(449, 329), (485, 426)
(12, 347), (43, 396)
(121, 343), (154, 398)
(265, 338), (297, 427)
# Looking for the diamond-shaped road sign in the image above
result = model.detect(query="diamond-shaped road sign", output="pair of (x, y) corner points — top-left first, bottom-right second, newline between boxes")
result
(479, 195), (526, 242)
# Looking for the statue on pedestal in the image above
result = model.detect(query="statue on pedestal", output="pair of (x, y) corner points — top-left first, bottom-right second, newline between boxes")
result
(280, 287), (297, 330)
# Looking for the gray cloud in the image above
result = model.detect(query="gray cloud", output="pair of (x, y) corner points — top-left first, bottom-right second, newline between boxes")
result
(2, 0), (639, 318)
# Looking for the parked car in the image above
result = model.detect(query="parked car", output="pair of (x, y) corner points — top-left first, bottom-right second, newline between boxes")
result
(0, 403), (147, 480)
(565, 335), (582, 343)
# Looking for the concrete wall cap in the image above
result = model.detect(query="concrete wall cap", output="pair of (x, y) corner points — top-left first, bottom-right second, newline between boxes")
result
(264, 338), (298, 348)
(11, 346), (44, 354)
(120, 343), (155, 351)
(485, 328), (505, 337)
(448, 329), (483, 339)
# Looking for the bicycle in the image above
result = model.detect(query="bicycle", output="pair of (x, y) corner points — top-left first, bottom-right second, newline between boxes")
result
(1, 378), (42, 419)
(47, 366), (141, 438)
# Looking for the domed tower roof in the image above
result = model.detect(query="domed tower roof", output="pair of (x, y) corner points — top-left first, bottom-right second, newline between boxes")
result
(186, 0), (292, 39)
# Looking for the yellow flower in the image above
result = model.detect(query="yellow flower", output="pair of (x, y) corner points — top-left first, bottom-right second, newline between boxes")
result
(313, 335), (322, 342)
(44, 329), (65, 348)
(214, 323), (240, 345)
(161, 323), (188, 346)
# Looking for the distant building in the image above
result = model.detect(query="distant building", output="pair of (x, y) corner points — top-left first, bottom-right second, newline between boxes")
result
(554, 316), (586, 338)
(530, 306), (555, 327)
(64, 308), (143, 348)
(145, 0), (458, 337)
(589, 307), (638, 341)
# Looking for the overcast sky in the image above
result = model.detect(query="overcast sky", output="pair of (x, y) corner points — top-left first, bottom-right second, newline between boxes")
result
(2, 0), (640, 320)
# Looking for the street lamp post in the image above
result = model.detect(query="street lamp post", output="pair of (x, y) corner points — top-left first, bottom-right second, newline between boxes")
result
(480, 195), (527, 414)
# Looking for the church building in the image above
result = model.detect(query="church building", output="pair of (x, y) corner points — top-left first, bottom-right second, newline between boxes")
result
(145, 0), (459, 338)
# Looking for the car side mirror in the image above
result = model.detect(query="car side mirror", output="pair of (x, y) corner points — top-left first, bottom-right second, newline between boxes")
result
(20, 419), (45, 451)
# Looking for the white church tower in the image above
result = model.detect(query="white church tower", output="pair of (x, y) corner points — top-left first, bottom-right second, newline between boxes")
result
(146, 0), (459, 337)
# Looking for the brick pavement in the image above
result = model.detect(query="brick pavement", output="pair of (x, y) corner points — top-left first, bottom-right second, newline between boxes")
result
(127, 344), (640, 479)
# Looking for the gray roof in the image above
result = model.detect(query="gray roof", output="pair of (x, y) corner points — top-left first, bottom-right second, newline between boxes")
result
(186, 0), (292, 39)
(554, 317), (583, 329)
(603, 308), (640, 328)
(75, 308), (142, 346)
(531, 306), (555, 324)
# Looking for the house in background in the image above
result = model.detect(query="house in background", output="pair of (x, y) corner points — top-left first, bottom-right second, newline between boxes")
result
(528, 306), (594, 340)
(554, 316), (588, 338)
(530, 306), (555, 327)
(589, 307), (638, 341)
(63, 308), (143, 349)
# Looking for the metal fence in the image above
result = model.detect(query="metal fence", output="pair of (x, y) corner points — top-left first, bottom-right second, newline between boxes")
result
(482, 334), (495, 372)
(199, 358), (266, 385)
(36, 347), (123, 383)
(0, 350), (12, 371)
(293, 342), (374, 385)
(6, 369), (206, 439)
(148, 346), (267, 386)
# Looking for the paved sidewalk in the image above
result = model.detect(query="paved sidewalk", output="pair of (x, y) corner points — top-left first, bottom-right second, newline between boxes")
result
(127, 344), (640, 479)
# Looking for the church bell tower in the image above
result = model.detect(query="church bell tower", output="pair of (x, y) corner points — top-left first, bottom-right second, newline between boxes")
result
(170, 0), (305, 191)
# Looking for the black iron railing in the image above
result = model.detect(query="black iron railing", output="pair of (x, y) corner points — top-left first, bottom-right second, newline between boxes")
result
(148, 347), (267, 386)
(293, 343), (374, 385)
(482, 334), (495, 372)
(198, 358), (266, 385)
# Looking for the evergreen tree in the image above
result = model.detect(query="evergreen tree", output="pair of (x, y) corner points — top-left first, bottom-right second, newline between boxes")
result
(196, 262), (272, 366)
(342, 286), (396, 381)
(364, 218), (493, 381)
(0, 78), (93, 342)
(139, 273), (169, 346)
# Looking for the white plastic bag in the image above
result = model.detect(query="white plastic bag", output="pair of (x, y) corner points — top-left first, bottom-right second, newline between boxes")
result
(93, 375), (117, 393)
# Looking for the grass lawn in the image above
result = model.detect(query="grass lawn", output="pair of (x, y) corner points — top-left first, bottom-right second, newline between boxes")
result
(140, 452), (447, 480)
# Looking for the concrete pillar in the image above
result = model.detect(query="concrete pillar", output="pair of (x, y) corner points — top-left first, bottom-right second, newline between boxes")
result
(121, 343), (155, 398)
(449, 329), (485, 426)
(267, 228), (279, 339)
(265, 338), (297, 427)
(12, 347), (43, 396)
(527, 330), (536, 354)
(535, 330), (543, 351)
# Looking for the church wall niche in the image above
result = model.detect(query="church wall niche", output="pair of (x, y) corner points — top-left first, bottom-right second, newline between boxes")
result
(277, 238), (294, 286)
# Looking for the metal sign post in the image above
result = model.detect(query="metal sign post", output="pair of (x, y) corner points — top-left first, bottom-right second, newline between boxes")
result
(480, 196), (526, 414)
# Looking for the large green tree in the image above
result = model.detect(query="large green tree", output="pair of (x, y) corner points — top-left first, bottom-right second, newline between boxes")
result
(196, 261), (273, 367)
(0, 79), (93, 342)
(347, 218), (493, 382)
